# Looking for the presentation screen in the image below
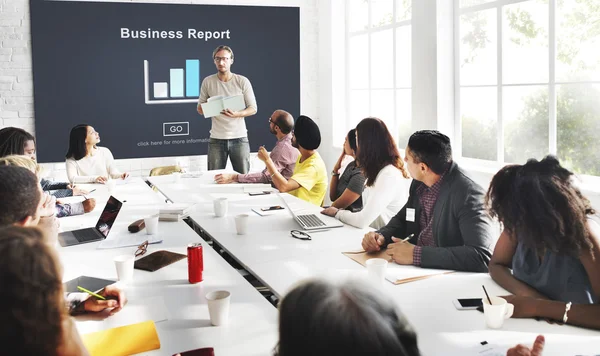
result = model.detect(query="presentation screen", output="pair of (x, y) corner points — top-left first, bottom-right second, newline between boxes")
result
(29, 0), (300, 163)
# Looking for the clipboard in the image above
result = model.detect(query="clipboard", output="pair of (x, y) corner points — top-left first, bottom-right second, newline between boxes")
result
(342, 249), (454, 284)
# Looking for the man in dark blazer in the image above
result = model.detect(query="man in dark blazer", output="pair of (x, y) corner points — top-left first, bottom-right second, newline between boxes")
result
(361, 130), (495, 272)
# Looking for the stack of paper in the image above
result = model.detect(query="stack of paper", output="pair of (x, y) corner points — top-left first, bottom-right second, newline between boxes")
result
(159, 203), (194, 221)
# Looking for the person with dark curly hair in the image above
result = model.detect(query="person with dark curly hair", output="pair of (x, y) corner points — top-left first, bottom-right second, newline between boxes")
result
(487, 155), (600, 330)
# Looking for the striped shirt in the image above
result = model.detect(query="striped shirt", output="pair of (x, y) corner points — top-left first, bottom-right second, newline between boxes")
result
(237, 134), (299, 183)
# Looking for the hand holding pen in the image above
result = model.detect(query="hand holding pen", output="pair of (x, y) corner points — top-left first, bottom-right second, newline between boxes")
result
(386, 233), (416, 265)
(78, 284), (127, 315)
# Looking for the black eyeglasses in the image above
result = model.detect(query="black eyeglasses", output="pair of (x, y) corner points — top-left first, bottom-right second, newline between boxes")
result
(291, 230), (311, 241)
(135, 240), (149, 257)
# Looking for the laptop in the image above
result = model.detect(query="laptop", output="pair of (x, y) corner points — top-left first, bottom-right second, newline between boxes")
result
(59, 196), (123, 247)
(277, 193), (344, 230)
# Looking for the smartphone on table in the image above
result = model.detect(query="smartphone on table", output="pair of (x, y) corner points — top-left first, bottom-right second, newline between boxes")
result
(453, 298), (483, 310)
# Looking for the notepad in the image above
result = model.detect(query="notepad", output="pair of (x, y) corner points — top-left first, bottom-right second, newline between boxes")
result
(82, 320), (161, 356)
(251, 207), (287, 216)
(96, 233), (163, 249)
(342, 249), (454, 284)
(201, 94), (246, 117)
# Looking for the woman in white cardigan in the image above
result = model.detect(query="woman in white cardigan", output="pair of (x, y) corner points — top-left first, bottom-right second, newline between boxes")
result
(321, 118), (410, 229)
(65, 124), (129, 184)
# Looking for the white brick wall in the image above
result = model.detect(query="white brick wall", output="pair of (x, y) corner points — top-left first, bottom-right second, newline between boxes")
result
(0, 0), (318, 180)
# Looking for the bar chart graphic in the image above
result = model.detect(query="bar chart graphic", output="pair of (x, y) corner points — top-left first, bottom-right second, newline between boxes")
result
(144, 60), (200, 104)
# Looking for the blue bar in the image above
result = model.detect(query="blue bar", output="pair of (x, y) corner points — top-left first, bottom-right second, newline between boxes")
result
(186, 60), (200, 97)
(170, 69), (184, 98)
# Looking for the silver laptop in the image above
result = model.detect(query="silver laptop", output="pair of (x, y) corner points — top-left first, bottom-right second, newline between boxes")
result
(277, 193), (344, 230)
(59, 196), (123, 247)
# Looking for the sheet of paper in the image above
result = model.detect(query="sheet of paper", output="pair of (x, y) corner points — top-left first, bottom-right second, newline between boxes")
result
(223, 94), (246, 111)
(384, 264), (454, 284)
(182, 172), (204, 178)
(342, 250), (454, 284)
(201, 99), (225, 117)
(115, 177), (135, 185)
(251, 207), (287, 216)
(97, 232), (163, 249)
(76, 296), (169, 335)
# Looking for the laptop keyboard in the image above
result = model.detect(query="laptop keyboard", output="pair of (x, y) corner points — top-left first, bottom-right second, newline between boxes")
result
(73, 229), (102, 242)
(297, 214), (326, 228)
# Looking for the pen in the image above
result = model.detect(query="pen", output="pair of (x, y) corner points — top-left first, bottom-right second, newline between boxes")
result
(401, 233), (414, 242)
(82, 189), (96, 200)
(77, 286), (106, 300)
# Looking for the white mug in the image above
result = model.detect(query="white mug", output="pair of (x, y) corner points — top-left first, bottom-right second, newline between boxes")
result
(234, 214), (249, 235)
(483, 296), (514, 329)
(366, 258), (388, 285)
(206, 290), (231, 326)
(213, 198), (228, 217)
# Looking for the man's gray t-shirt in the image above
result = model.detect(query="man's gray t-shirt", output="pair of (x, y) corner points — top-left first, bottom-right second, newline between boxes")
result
(197, 73), (257, 139)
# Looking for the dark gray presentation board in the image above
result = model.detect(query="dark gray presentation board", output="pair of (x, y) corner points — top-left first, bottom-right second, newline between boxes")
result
(29, 0), (300, 162)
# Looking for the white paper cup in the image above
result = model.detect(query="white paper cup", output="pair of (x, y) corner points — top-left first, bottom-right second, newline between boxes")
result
(206, 290), (231, 326)
(213, 198), (228, 217)
(106, 179), (117, 194)
(144, 214), (159, 235)
(235, 214), (249, 235)
(172, 172), (182, 183)
(366, 258), (388, 285)
(483, 296), (514, 329)
(114, 255), (135, 283)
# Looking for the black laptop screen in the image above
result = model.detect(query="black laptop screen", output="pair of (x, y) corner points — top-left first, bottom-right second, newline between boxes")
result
(95, 196), (123, 237)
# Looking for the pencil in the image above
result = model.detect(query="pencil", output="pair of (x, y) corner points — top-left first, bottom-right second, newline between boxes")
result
(77, 286), (106, 300)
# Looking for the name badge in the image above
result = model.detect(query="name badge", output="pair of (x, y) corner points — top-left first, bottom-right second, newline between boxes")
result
(406, 208), (415, 222)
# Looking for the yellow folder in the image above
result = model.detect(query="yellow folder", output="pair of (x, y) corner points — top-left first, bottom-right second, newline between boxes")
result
(82, 320), (161, 356)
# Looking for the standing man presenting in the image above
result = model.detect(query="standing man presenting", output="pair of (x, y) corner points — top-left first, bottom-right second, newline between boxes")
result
(197, 45), (258, 174)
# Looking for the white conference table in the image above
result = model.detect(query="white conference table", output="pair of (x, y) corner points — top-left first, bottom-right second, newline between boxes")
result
(57, 178), (278, 356)
(148, 171), (600, 356)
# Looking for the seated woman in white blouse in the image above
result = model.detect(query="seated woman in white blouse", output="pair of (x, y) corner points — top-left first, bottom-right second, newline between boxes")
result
(321, 117), (410, 229)
(65, 124), (129, 184)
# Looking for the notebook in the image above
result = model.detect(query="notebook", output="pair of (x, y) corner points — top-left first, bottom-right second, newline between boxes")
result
(342, 249), (454, 284)
(82, 320), (161, 356)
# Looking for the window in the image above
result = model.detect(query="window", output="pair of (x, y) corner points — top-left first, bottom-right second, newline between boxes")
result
(346, 0), (412, 149)
(456, 0), (600, 176)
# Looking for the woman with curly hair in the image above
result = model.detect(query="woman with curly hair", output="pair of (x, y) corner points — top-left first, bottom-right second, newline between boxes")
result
(487, 155), (600, 330)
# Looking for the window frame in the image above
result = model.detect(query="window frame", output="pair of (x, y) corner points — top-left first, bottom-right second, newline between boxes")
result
(344, 0), (412, 148)
(454, 0), (600, 179)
